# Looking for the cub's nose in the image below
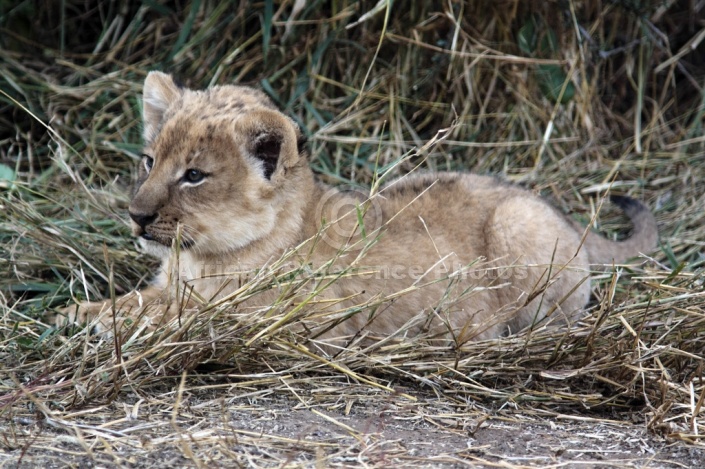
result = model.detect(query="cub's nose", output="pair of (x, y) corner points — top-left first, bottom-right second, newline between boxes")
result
(129, 212), (157, 229)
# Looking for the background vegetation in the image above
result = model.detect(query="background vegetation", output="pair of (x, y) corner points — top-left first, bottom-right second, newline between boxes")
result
(1, 0), (704, 466)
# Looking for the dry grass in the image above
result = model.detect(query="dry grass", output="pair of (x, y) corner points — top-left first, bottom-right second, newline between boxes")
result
(1, 1), (704, 467)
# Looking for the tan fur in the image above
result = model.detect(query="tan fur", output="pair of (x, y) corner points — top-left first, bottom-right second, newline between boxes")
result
(53, 72), (658, 351)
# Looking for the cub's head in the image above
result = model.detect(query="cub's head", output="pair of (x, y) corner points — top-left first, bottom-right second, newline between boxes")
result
(130, 71), (309, 257)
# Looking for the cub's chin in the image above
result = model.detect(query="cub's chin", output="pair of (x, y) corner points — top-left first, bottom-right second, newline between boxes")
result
(137, 236), (172, 259)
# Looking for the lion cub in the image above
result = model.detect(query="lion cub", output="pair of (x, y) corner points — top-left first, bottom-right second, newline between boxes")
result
(55, 72), (658, 350)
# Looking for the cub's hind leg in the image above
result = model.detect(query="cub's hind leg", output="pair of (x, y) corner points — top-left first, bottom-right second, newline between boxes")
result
(483, 197), (592, 335)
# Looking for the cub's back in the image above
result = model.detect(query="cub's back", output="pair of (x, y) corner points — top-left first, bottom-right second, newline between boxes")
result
(376, 173), (542, 256)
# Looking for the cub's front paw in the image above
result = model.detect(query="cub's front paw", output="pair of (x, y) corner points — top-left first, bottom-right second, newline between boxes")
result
(50, 291), (150, 334)
(51, 300), (116, 333)
(50, 290), (181, 336)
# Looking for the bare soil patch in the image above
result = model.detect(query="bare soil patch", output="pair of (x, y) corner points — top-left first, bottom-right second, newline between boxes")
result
(4, 381), (703, 468)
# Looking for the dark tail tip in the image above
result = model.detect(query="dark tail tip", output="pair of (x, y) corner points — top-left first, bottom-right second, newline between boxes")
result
(609, 195), (645, 216)
(611, 194), (658, 250)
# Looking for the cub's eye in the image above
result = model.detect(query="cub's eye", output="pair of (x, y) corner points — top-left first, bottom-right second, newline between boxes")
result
(183, 169), (205, 184)
(142, 155), (154, 173)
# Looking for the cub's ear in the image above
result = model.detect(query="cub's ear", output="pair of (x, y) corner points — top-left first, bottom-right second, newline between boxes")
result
(142, 71), (182, 143)
(237, 110), (302, 181)
(251, 131), (283, 180)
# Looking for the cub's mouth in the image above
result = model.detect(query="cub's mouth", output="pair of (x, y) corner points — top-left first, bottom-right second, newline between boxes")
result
(129, 211), (195, 250)
(135, 228), (195, 250)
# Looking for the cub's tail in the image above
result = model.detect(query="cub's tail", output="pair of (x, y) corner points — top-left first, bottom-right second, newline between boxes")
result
(583, 195), (658, 266)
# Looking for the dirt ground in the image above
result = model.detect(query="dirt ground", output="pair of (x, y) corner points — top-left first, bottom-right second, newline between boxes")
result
(3, 382), (703, 468)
